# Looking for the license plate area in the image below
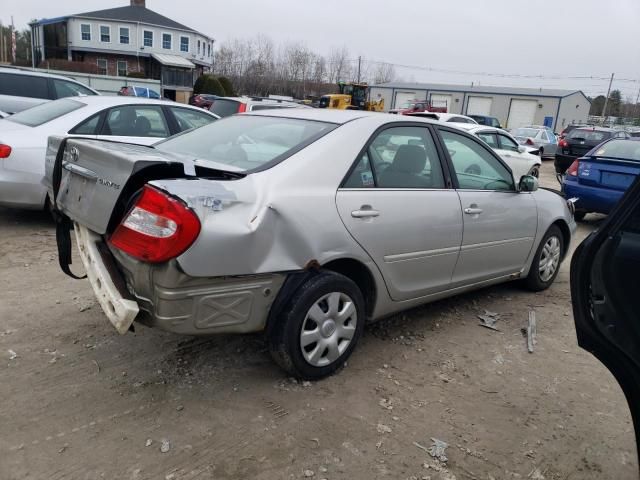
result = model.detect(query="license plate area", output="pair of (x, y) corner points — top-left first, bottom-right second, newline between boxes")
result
(58, 163), (98, 220)
(601, 171), (634, 190)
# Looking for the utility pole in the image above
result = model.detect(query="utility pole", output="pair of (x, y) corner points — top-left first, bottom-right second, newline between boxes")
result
(357, 56), (361, 83)
(601, 72), (614, 119)
(0, 20), (4, 64)
(635, 84), (640, 120)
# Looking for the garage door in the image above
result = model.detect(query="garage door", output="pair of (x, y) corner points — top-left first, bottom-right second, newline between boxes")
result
(507, 99), (537, 128)
(430, 94), (452, 112)
(467, 96), (492, 116)
(394, 91), (418, 109)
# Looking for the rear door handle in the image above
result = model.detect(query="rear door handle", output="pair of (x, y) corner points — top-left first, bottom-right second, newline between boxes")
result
(464, 207), (483, 215)
(351, 207), (380, 218)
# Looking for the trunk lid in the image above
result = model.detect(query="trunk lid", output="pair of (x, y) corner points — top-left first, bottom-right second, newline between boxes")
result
(46, 136), (194, 234)
(578, 157), (640, 191)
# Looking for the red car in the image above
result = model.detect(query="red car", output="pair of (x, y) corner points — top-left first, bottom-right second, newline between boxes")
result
(389, 100), (447, 115)
(189, 94), (220, 109)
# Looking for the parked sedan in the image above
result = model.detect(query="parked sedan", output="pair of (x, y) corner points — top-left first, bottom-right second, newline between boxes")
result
(0, 96), (218, 209)
(562, 138), (640, 221)
(403, 112), (478, 124)
(468, 115), (502, 128)
(455, 124), (542, 179)
(46, 110), (576, 379)
(555, 126), (630, 175)
(512, 126), (558, 159)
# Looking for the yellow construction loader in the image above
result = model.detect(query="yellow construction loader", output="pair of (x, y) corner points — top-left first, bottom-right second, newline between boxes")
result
(318, 82), (384, 111)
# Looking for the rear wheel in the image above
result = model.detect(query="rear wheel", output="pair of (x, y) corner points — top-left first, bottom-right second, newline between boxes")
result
(524, 225), (564, 291)
(267, 271), (365, 380)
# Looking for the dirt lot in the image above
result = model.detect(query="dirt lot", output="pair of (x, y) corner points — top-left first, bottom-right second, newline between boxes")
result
(1, 162), (637, 480)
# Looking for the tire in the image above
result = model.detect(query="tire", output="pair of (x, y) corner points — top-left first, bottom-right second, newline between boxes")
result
(574, 210), (587, 222)
(524, 225), (564, 291)
(267, 271), (365, 380)
(528, 166), (540, 178)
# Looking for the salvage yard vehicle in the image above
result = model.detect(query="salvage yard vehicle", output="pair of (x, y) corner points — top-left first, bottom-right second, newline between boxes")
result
(562, 137), (640, 221)
(403, 111), (478, 124)
(512, 126), (558, 159)
(46, 109), (576, 380)
(555, 126), (630, 175)
(318, 82), (384, 111)
(0, 96), (218, 209)
(454, 123), (542, 179)
(570, 173), (640, 463)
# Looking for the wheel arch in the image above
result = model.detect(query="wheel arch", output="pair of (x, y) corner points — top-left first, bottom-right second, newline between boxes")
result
(321, 258), (377, 319)
(551, 219), (571, 260)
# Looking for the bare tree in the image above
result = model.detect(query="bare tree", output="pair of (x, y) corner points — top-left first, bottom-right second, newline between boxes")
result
(327, 46), (352, 84)
(371, 62), (396, 84)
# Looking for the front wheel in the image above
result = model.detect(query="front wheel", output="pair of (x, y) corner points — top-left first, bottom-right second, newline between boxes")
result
(267, 271), (365, 380)
(528, 166), (540, 178)
(523, 225), (564, 291)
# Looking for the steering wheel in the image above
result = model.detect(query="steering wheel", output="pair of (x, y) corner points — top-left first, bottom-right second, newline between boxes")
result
(464, 164), (481, 175)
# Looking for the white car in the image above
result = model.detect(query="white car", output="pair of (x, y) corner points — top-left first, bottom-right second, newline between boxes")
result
(403, 112), (478, 124)
(0, 96), (219, 209)
(453, 124), (542, 180)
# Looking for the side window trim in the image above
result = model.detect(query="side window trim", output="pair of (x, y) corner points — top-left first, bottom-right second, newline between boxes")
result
(162, 105), (181, 135)
(69, 111), (105, 135)
(434, 126), (516, 192)
(339, 122), (452, 190)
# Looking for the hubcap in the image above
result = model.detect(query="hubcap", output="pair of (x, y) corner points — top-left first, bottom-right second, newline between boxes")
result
(300, 292), (357, 367)
(539, 235), (561, 282)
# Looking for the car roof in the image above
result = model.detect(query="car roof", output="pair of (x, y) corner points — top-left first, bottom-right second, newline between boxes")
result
(67, 96), (200, 108)
(0, 66), (96, 86)
(246, 108), (381, 124)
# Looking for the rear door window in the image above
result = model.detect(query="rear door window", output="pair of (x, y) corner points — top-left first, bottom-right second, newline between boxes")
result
(70, 113), (102, 134)
(343, 126), (445, 189)
(498, 134), (520, 152)
(0, 72), (50, 99)
(211, 99), (240, 117)
(102, 105), (169, 137)
(568, 129), (608, 142)
(52, 79), (96, 98)
(476, 131), (498, 148)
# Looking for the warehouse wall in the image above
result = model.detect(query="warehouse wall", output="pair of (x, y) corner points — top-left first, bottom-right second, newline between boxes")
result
(556, 92), (590, 131)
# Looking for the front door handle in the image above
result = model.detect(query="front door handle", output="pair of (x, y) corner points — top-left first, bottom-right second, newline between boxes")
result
(351, 205), (380, 218)
(464, 207), (483, 215)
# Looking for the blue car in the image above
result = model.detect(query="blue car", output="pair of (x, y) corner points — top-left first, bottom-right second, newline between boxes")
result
(563, 137), (640, 220)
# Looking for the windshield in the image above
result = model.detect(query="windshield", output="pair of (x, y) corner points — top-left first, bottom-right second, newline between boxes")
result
(156, 115), (337, 172)
(513, 128), (539, 138)
(590, 140), (640, 161)
(6, 98), (85, 127)
(568, 129), (611, 142)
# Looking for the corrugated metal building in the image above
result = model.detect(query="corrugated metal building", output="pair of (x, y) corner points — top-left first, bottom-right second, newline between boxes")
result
(369, 82), (591, 132)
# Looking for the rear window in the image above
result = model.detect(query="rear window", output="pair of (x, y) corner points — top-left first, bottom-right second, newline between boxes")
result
(568, 129), (611, 142)
(0, 72), (49, 99)
(210, 99), (240, 117)
(513, 128), (539, 138)
(590, 140), (640, 161)
(6, 98), (85, 127)
(156, 115), (336, 172)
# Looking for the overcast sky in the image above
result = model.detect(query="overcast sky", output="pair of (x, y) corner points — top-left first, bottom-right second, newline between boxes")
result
(4, 0), (640, 98)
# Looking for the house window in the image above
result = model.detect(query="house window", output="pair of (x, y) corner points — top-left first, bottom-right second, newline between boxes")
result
(162, 33), (172, 50)
(100, 25), (110, 43)
(97, 58), (108, 75)
(180, 36), (189, 53)
(119, 27), (129, 45)
(80, 24), (91, 41)
(117, 60), (127, 77)
(208, 43), (211, 57)
(143, 30), (153, 47)
(197, 40), (200, 55)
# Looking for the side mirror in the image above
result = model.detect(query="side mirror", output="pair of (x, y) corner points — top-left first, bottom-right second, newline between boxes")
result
(517, 146), (526, 153)
(519, 175), (539, 192)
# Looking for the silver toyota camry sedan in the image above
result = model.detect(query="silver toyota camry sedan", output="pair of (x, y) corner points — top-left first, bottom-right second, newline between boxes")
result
(46, 109), (577, 379)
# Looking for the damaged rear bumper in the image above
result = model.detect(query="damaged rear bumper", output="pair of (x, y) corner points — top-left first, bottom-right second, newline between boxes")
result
(109, 246), (286, 335)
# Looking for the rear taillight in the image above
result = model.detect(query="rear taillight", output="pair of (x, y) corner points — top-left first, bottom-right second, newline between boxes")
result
(567, 159), (580, 177)
(237, 103), (247, 113)
(0, 144), (11, 158)
(109, 185), (201, 263)
(525, 138), (534, 146)
(559, 139), (568, 148)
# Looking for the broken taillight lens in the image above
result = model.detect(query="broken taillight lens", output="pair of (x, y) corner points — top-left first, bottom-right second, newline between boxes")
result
(109, 185), (201, 263)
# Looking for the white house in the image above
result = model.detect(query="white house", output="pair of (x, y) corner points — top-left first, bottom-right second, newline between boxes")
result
(30, 0), (214, 102)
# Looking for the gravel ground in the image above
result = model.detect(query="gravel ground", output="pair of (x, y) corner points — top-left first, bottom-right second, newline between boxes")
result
(0, 161), (637, 479)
